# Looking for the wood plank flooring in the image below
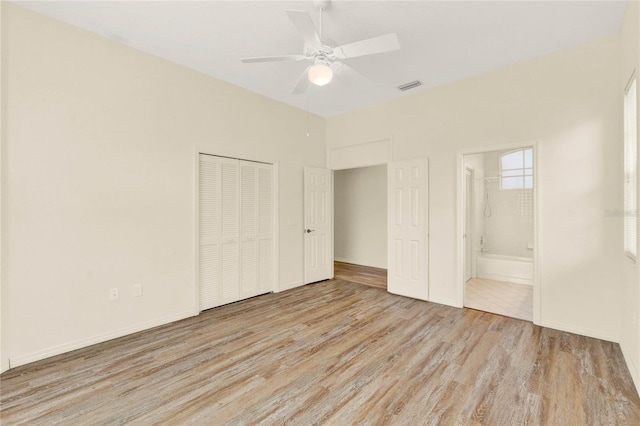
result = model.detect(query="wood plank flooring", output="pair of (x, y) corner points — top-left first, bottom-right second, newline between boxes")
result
(334, 261), (387, 289)
(2, 280), (640, 425)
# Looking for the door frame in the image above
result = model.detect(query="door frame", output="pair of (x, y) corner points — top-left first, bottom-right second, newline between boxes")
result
(464, 167), (474, 282)
(456, 140), (540, 324)
(327, 139), (431, 300)
(193, 147), (279, 316)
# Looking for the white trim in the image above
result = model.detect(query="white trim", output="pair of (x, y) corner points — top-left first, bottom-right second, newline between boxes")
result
(273, 162), (280, 292)
(625, 70), (637, 93)
(327, 138), (392, 170)
(456, 140), (541, 324)
(9, 310), (195, 368)
(536, 319), (619, 344)
(533, 143), (541, 324)
(464, 167), (474, 282)
(193, 148), (200, 315)
(331, 169), (335, 279)
(621, 340), (640, 396)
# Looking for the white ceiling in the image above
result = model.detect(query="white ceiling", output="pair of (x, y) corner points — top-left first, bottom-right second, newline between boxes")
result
(15, 1), (627, 117)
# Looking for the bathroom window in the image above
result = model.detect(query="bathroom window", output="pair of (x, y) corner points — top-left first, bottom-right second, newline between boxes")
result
(624, 75), (637, 260)
(500, 148), (533, 190)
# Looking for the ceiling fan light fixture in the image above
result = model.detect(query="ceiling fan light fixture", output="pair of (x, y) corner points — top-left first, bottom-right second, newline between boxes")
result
(308, 63), (333, 86)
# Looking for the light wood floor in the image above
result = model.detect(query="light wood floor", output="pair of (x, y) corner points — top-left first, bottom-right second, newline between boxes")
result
(334, 261), (387, 289)
(465, 278), (533, 321)
(2, 280), (639, 425)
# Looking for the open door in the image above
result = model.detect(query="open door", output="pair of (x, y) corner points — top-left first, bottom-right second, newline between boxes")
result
(387, 159), (429, 300)
(304, 167), (333, 284)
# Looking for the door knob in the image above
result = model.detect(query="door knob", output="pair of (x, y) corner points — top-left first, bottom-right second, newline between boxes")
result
(305, 229), (315, 233)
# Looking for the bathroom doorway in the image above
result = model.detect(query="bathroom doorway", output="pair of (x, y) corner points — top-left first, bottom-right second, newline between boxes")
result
(460, 145), (537, 321)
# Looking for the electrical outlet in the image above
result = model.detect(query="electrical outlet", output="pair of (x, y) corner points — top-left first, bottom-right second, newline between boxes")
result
(110, 288), (119, 301)
(133, 283), (143, 297)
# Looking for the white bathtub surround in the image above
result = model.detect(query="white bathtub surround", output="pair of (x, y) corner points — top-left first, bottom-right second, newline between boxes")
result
(482, 150), (534, 259)
(476, 253), (534, 286)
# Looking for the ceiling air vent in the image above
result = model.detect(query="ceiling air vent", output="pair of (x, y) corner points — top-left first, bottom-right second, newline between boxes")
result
(397, 80), (422, 92)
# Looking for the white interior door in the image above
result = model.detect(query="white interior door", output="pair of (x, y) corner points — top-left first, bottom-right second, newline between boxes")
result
(304, 167), (333, 284)
(387, 159), (429, 301)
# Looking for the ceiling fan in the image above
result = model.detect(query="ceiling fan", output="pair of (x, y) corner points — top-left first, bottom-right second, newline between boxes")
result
(240, 0), (400, 94)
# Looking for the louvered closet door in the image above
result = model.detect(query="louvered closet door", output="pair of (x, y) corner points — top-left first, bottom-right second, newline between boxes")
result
(199, 155), (222, 310)
(240, 161), (259, 298)
(220, 158), (241, 305)
(239, 161), (274, 298)
(200, 155), (274, 311)
(256, 163), (274, 293)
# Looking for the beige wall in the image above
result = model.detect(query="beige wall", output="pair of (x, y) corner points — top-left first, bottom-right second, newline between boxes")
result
(2, 4), (325, 367)
(620, 0), (640, 394)
(334, 165), (387, 269)
(327, 35), (622, 341)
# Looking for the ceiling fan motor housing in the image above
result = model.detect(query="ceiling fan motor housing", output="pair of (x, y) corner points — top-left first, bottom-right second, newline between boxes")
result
(314, 0), (331, 12)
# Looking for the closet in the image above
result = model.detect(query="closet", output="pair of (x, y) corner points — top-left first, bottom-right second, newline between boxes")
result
(198, 154), (274, 310)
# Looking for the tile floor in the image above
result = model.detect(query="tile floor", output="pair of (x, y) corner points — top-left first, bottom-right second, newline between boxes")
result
(465, 277), (533, 321)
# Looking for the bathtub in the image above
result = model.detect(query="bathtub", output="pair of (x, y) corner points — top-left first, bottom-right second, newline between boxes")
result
(476, 253), (533, 285)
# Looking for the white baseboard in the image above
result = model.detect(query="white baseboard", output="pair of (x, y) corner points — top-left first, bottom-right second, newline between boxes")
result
(9, 310), (196, 369)
(334, 257), (387, 270)
(620, 340), (640, 397)
(535, 319), (619, 343)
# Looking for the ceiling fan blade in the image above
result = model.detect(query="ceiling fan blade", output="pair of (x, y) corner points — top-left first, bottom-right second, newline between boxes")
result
(286, 10), (322, 49)
(241, 55), (306, 64)
(333, 62), (363, 79)
(292, 66), (311, 95)
(334, 33), (400, 59)
(332, 62), (373, 86)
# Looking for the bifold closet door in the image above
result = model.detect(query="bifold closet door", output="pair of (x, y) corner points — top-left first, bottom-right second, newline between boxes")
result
(199, 155), (222, 310)
(199, 154), (274, 311)
(220, 158), (241, 305)
(240, 161), (274, 298)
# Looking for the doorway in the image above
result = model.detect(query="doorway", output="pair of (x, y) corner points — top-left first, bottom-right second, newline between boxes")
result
(460, 145), (537, 322)
(317, 140), (429, 300)
(333, 165), (388, 289)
